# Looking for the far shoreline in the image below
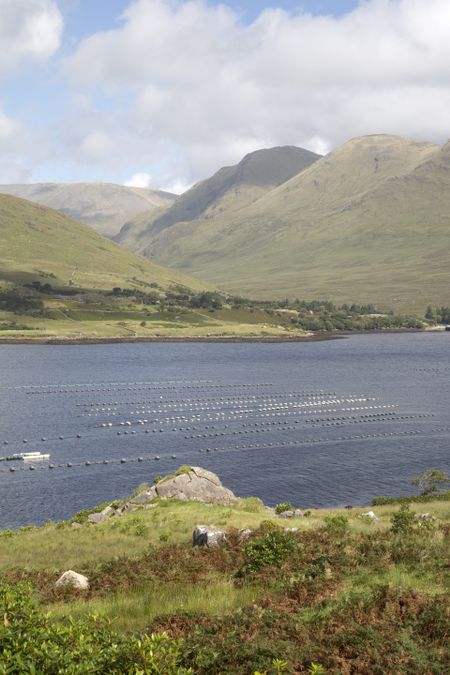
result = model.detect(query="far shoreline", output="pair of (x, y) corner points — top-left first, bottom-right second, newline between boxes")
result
(0, 327), (439, 346)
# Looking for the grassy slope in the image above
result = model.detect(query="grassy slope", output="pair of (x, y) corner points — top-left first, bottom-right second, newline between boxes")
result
(0, 193), (206, 293)
(131, 135), (450, 312)
(0, 194), (312, 338)
(1, 488), (448, 672)
(0, 183), (176, 238)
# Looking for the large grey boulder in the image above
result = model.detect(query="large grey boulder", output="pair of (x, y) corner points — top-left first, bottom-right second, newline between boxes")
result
(55, 570), (89, 590)
(193, 525), (227, 547)
(152, 467), (237, 504)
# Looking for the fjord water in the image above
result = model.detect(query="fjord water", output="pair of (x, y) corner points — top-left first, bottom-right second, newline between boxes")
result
(0, 333), (449, 529)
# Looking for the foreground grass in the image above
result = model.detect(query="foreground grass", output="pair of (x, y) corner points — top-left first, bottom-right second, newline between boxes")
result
(1, 497), (448, 572)
(49, 576), (262, 633)
(1, 492), (449, 673)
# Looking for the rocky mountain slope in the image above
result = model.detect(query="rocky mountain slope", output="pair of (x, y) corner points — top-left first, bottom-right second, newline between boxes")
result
(115, 145), (321, 251)
(117, 135), (450, 311)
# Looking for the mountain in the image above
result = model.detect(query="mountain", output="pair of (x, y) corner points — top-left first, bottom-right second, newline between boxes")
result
(115, 146), (321, 250)
(0, 183), (176, 238)
(0, 194), (206, 292)
(117, 135), (450, 311)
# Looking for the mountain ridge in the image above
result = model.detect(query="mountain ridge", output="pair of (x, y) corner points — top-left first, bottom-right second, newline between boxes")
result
(115, 145), (322, 249)
(0, 182), (176, 238)
(116, 134), (450, 311)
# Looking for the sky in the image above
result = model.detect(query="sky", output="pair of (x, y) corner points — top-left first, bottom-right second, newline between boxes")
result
(1, 0), (449, 192)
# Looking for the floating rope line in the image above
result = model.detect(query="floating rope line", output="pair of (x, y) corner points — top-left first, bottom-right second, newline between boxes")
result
(3, 426), (450, 475)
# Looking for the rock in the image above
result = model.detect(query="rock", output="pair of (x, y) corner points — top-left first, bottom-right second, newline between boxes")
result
(193, 525), (227, 547)
(154, 467), (237, 504)
(100, 505), (115, 517)
(70, 522), (82, 529)
(55, 570), (89, 590)
(293, 509), (304, 518)
(88, 512), (108, 524)
(130, 489), (157, 504)
(284, 527), (299, 533)
(238, 528), (253, 541)
(415, 513), (435, 522)
(278, 510), (295, 518)
(361, 510), (380, 523)
(114, 503), (138, 516)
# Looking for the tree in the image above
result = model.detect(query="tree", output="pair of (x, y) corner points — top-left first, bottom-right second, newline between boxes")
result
(411, 469), (450, 496)
(425, 305), (437, 322)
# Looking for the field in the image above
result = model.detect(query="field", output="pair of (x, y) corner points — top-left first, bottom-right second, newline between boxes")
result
(0, 297), (307, 340)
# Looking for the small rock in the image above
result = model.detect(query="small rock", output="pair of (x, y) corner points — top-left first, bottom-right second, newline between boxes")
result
(130, 489), (157, 505)
(70, 522), (82, 529)
(100, 505), (115, 517)
(415, 513), (435, 522)
(88, 512), (108, 524)
(278, 510), (294, 519)
(284, 527), (299, 533)
(193, 525), (227, 547)
(293, 509), (304, 518)
(360, 510), (380, 523)
(55, 570), (89, 590)
(238, 528), (253, 541)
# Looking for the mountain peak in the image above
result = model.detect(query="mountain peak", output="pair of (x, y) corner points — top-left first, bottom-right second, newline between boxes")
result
(133, 145), (322, 235)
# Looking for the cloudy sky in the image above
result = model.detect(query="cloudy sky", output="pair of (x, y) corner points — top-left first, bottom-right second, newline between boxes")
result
(1, 0), (449, 192)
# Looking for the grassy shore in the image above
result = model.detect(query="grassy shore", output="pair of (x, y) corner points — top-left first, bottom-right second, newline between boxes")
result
(1, 486), (448, 673)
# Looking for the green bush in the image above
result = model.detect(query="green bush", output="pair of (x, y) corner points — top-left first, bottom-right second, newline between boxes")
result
(241, 528), (297, 574)
(390, 504), (416, 535)
(323, 514), (349, 533)
(0, 580), (192, 674)
(275, 502), (294, 514)
(372, 491), (450, 506)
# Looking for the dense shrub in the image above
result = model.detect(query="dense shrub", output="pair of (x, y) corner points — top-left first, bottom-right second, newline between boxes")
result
(372, 491), (450, 506)
(0, 580), (192, 674)
(240, 528), (297, 575)
(323, 514), (349, 533)
(275, 502), (294, 514)
(390, 504), (416, 535)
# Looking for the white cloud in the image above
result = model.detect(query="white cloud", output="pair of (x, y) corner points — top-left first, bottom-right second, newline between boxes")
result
(124, 172), (153, 188)
(0, 0), (63, 76)
(60, 0), (450, 187)
(0, 106), (36, 182)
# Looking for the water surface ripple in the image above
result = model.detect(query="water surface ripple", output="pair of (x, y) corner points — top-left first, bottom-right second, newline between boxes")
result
(0, 333), (448, 529)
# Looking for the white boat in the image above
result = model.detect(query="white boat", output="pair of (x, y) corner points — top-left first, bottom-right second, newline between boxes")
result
(10, 452), (50, 461)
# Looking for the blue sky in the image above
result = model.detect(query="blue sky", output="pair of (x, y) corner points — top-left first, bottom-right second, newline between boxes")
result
(0, 0), (449, 189)
(62, 1), (361, 40)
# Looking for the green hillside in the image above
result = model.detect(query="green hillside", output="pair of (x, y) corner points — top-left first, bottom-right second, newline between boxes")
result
(0, 182), (176, 238)
(121, 135), (450, 312)
(0, 193), (203, 292)
(116, 145), (321, 251)
(0, 194), (318, 340)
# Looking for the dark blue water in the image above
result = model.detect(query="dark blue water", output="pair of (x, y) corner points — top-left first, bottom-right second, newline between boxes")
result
(0, 333), (449, 529)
